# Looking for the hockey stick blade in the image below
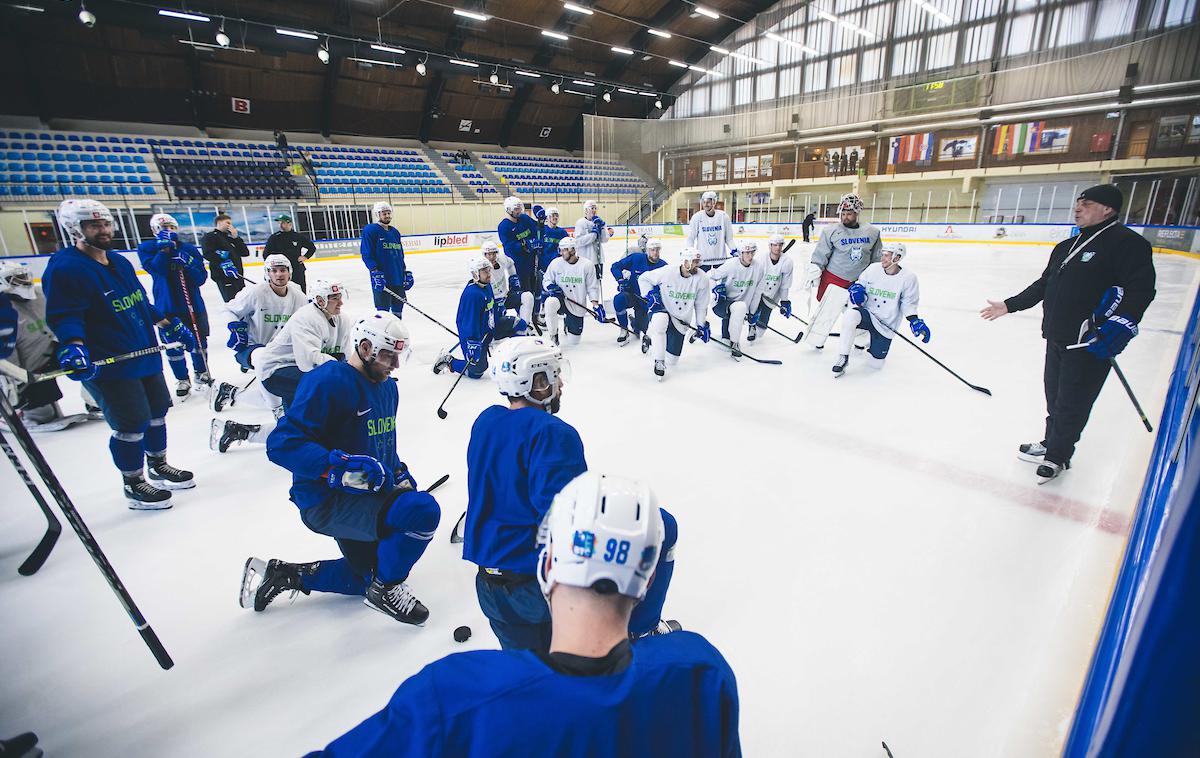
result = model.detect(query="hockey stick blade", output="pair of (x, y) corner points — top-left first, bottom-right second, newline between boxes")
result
(425, 474), (450, 494)
(782, 239), (796, 254)
(2, 431), (63, 576)
(450, 512), (466, 544)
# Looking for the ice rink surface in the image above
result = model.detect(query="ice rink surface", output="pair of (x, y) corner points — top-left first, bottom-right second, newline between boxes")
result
(1, 236), (1196, 757)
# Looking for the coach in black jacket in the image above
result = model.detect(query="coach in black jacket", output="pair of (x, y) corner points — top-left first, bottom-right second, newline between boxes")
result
(201, 214), (250, 302)
(263, 214), (316, 292)
(981, 184), (1156, 483)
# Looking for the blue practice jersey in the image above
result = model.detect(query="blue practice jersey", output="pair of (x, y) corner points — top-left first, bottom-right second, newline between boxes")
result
(266, 360), (402, 511)
(136, 239), (208, 317)
(306, 632), (741, 758)
(539, 225), (568, 271)
(359, 223), (407, 285)
(464, 405), (586, 574)
(497, 215), (539, 268)
(42, 247), (164, 380)
(455, 282), (497, 343)
(610, 252), (667, 297)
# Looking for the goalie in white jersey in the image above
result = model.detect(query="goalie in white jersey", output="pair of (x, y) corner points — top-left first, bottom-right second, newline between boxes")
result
(751, 234), (795, 342)
(541, 236), (605, 347)
(709, 240), (767, 357)
(482, 239), (535, 327)
(637, 247), (713, 381)
(831, 242), (931, 377)
(686, 191), (735, 270)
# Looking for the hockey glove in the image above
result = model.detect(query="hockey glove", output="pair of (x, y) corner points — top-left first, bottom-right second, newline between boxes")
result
(56, 343), (98, 382)
(907, 316), (931, 343)
(327, 449), (387, 493)
(402, 271), (415, 291)
(746, 309), (760, 327)
(543, 283), (565, 302)
(170, 248), (191, 268)
(712, 282), (728, 300)
(219, 259), (240, 280)
(593, 303), (607, 323)
(780, 300), (793, 318)
(802, 264), (822, 290)
(513, 318), (529, 335)
(592, 217), (606, 235)
(155, 230), (177, 256)
(0, 296), (15, 361)
(465, 340), (485, 366)
(227, 320), (250, 350)
(696, 321), (712, 343)
(532, 204), (547, 223)
(508, 275), (522, 293)
(393, 461), (418, 493)
(848, 283), (868, 306)
(1093, 286), (1125, 322)
(644, 286), (665, 314)
(618, 274), (635, 293)
(162, 318), (197, 352)
(1086, 315), (1137, 359)
(369, 269), (387, 291)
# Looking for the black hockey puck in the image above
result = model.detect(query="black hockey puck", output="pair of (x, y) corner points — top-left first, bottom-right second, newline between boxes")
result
(453, 625), (472, 643)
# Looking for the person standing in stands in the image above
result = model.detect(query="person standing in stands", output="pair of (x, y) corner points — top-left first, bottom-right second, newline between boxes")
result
(202, 214), (250, 303)
(263, 214), (317, 292)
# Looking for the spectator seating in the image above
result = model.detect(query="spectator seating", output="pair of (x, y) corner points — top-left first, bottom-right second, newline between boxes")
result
(440, 151), (498, 195)
(304, 145), (451, 196)
(479, 153), (649, 196)
(0, 130), (162, 199)
(149, 138), (304, 201)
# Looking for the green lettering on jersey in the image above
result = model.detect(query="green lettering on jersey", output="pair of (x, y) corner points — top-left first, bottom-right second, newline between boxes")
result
(867, 285), (898, 300)
(367, 416), (396, 437)
(263, 313), (292, 324)
(111, 289), (145, 314)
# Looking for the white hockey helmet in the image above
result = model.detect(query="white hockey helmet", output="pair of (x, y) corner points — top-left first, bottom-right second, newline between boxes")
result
(468, 254), (491, 282)
(149, 213), (179, 234)
(351, 312), (411, 370)
(309, 278), (344, 310)
(838, 193), (864, 214)
(768, 233), (785, 247)
(491, 336), (566, 411)
(583, 199), (598, 212)
(372, 201), (393, 222)
(537, 471), (664, 601)
(503, 196), (524, 215)
(58, 199), (114, 243)
(739, 240), (758, 255)
(882, 241), (907, 262)
(0, 261), (35, 300)
(480, 239), (500, 258)
(546, 206), (560, 220)
(701, 191), (718, 203)
(646, 237), (663, 251)
(559, 235), (577, 251)
(678, 246), (702, 265)
(263, 253), (292, 271)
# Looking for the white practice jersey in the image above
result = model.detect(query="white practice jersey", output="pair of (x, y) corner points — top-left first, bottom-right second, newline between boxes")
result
(855, 263), (920, 332)
(254, 303), (352, 381)
(489, 254), (519, 302)
(573, 216), (603, 266)
(638, 265), (712, 327)
(543, 255), (599, 317)
(811, 222), (882, 281)
(686, 210), (734, 266)
(709, 257), (767, 311)
(224, 281), (309, 346)
(761, 254), (795, 305)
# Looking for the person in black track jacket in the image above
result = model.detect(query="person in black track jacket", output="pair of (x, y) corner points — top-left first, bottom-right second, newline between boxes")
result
(263, 214), (316, 292)
(981, 184), (1156, 483)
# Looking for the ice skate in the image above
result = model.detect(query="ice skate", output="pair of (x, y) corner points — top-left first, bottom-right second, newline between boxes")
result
(432, 350), (454, 375)
(209, 381), (237, 412)
(653, 360), (665, 381)
(146, 457), (195, 490)
(730, 342), (742, 359)
(641, 334), (651, 354)
(616, 331), (630, 347)
(175, 378), (192, 398)
(364, 577), (429, 626)
(210, 419), (258, 453)
(832, 355), (849, 377)
(1018, 442), (1046, 463)
(123, 475), (172, 510)
(239, 557), (314, 611)
(1036, 460), (1070, 485)
(747, 324), (757, 342)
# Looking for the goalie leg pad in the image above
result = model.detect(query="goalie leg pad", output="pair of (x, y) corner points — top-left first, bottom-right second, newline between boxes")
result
(803, 284), (850, 348)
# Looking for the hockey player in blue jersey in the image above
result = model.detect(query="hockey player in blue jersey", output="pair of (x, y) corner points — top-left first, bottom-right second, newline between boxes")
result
(497, 196), (540, 294)
(610, 237), (667, 349)
(462, 337), (678, 651)
(244, 312), (440, 626)
(360, 202), (413, 316)
(307, 470), (738, 758)
(433, 256), (527, 380)
(44, 199), (197, 509)
(539, 206), (568, 272)
(136, 212), (211, 397)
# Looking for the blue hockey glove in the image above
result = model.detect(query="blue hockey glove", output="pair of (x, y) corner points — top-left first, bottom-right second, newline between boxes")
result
(465, 340), (485, 365)
(393, 461), (418, 492)
(544, 283), (564, 302)
(594, 304), (607, 323)
(161, 317), (197, 352)
(618, 275), (635, 293)
(219, 259), (239, 279)
(532, 204), (547, 223)
(644, 286), (664, 314)
(1093, 286), (1125, 321)
(592, 216), (606, 235)
(907, 316), (931, 343)
(402, 271), (415, 291)
(56, 343), (97, 381)
(747, 309), (760, 327)
(369, 269), (387, 291)
(508, 275), (521, 292)
(712, 282), (727, 300)
(327, 449), (387, 493)
(696, 321), (712, 343)
(1087, 315), (1137, 359)
(780, 300), (793, 318)
(155, 230), (177, 255)
(848, 283), (867, 306)
(169, 248), (190, 267)
(513, 318), (529, 335)
(0, 296), (15, 361)
(227, 320), (249, 350)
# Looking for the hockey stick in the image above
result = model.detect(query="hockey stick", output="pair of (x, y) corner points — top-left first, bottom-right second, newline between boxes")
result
(1069, 320), (1153, 432)
(760, 297), (841, 340)
(562, 294), (639, 338)
(450, 511), (465, 544)
(867, 312), (992, 396)
(425, 474), (449, 494)
(636, 295), (783, 365)
(0, 393), (174, 669)
(1, 429), (61, 576)
(30, 343), (183, 383)
(782, 239), (796, 254)
(762, 321), (805, 344)
(382, 287), (459, 339)
(176, 267), (211, 377)
(436, 334), (494, 420)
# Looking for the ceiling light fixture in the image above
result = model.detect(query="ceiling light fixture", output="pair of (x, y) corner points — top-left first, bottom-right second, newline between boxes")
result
(648, 28), (672, 38)
(416, 57), (428, 75)
(563, 3), (593, 14)
(317, 45), (330, 63)
(710, 45), (729, 54)
(551, 80), (561, 94)
(618, 87), (638, 94)
(450, 58), (479, 67)
(603, 91), (612, 102)
(215, 19), (230, 47)
(694, 5), (720, 19)
(370, 43), (406, 54)
(10, 4), (45, 11)
(78, 3), (96, 26)
(668, 59), (687, 68)
(572, 79), (595, 86)
(453, 8), (490, 21)
(159, 9), (210, 22)
(611, 46), (634, 55)
(490, 68), (500, 84)
(277, 28), (318, 40)
(541, 29), (569, 40)
(515, 69), (541, 77)
(655, 98), (663, 108)
(765, 31), (817, 56)
(349, 56), (402, 67)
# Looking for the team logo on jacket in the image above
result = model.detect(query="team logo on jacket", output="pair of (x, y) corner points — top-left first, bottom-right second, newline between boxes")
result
(848, 246), (863, 263)
(1081, 251), (1096, 262)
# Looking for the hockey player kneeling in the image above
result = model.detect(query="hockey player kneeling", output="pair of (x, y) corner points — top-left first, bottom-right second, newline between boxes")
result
(831, 242), (930, 377)
(307, 471), (740, 758)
